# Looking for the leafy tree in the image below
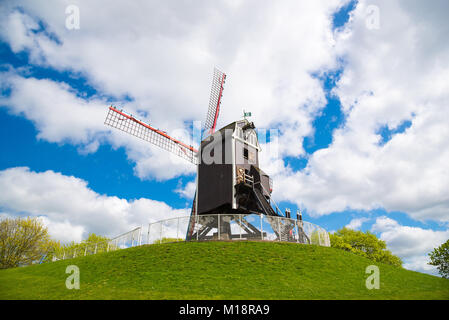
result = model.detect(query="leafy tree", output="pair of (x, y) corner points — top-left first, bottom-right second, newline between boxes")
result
(0, 217), (55, 269)
(51, 233), (110, 259)
(39, 239), (63, 263)
(330, 228), (402, 267)
(82, 233), (110, 254)
(428, 239), (449, 278)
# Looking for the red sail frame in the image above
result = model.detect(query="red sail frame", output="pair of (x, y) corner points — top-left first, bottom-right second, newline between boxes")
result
(104, 106), (198, 164)
(204, 68), (226, 135)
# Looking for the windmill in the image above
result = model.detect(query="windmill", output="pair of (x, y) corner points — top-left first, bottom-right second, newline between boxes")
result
(104, 68), (309, 243)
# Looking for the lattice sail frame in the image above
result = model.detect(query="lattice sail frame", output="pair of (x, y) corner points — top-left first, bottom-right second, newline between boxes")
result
(105, 106), (198, 164)
(204, 68), (226, 135)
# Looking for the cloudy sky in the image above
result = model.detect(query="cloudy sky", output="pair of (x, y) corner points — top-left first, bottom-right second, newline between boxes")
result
(0, 0), (448, 275)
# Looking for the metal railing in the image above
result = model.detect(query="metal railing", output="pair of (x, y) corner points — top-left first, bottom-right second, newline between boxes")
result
(49, 215), (330, 263)
(108, 227), (142, 251)
(148, 214), (330, 247)
(50, 227), (143, 261)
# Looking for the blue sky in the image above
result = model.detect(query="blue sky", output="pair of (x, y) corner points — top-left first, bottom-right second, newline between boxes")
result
(0, 1), (361, 228)
(0, 0), (448, 275)
(0, 4), (350, 209)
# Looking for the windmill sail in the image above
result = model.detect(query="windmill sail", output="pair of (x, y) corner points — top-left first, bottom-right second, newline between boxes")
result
(203, 68), (226, 136)
(105, 106), (198, 164)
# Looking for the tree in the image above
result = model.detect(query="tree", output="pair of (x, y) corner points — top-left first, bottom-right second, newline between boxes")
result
(0, 217), (55, 269)
(428, 239), (449, 278)
(80, 233), (110, 254)
(51, 233), (110, 259)
(330, 228), (402, 267)
(42, 240), (63, 263)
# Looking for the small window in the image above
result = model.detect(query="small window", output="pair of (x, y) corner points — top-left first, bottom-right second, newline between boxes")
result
(243, 148), (249, 160)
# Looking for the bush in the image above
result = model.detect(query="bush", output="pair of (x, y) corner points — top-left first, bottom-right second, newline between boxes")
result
(52, 233), (110, 259)
(0, 217), (56, 269)
(330, 228), (402, 267)
(428, 239), (449, 278)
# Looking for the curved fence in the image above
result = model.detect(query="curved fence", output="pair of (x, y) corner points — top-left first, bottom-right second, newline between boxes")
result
(148, 214), (330, 247)
(49, 215), (329, 262)
(108, 227), (142, 251)
(51, 227), (142, 261)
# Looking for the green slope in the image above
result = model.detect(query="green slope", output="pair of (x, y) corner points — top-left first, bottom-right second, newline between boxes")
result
(0, 241), (448, 300)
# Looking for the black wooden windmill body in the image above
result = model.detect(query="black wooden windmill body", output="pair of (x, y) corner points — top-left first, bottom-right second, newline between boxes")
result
(104, 68), (310, 243)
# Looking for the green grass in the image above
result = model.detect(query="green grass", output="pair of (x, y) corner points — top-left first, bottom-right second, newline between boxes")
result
(0, 241), (448, 300)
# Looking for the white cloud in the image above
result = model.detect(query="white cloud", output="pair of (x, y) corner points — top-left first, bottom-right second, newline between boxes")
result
(38, 216), (85, 244)
(402, 255), (441, 276)
(0, 70), (196, 180)
(175, 180), (196, 200)
(0, 72), (108, 146)
(269, 0), (449, 224)
(0, 9), (39, 53)
(346, 217), (370, 230)
(0, 167), (189, 243)
(0, 0), (350, 179)
(372, 216), (449, 275)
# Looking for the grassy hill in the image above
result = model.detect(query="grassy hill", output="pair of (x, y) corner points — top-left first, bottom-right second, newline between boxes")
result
(0, 241), (448, 300)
